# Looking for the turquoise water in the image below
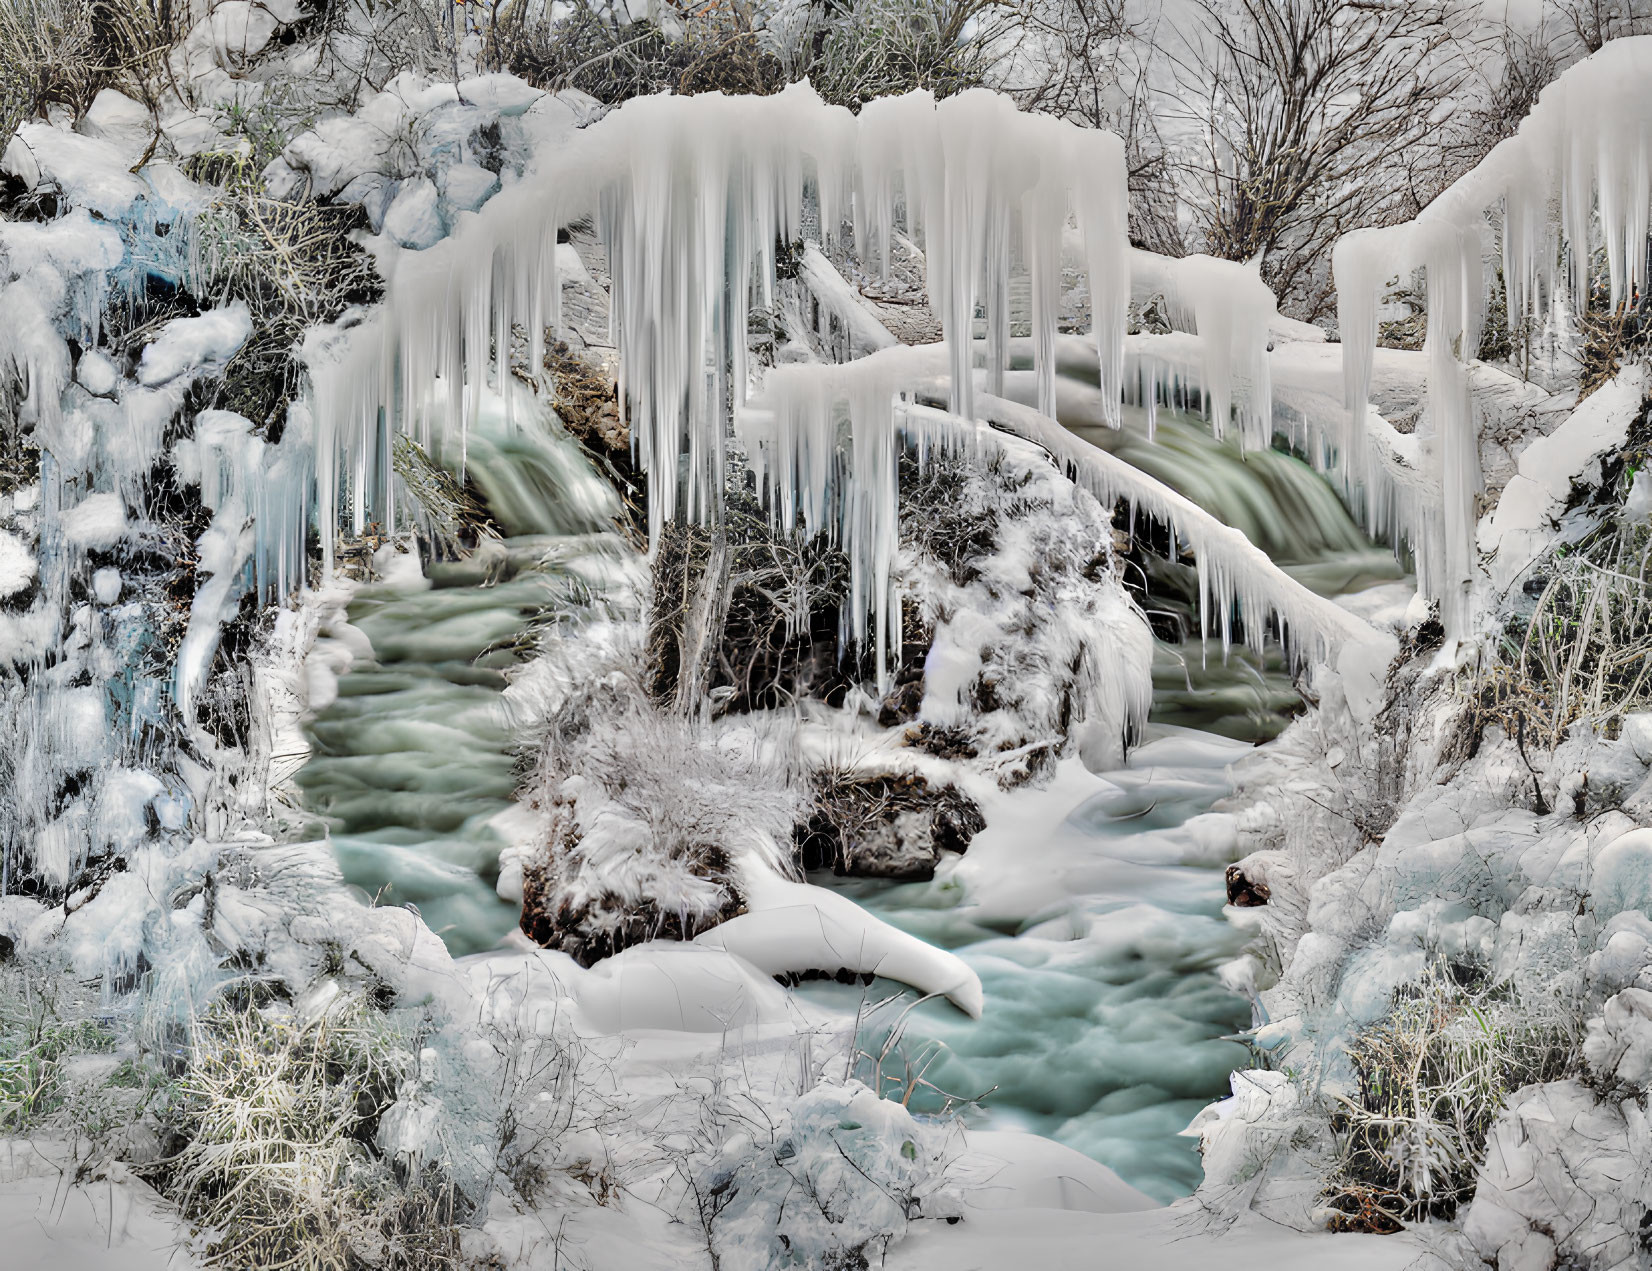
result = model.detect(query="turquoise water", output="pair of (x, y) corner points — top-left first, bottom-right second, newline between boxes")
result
(297, 384), (1398, 1202)
(794, 729), (1255, 1204)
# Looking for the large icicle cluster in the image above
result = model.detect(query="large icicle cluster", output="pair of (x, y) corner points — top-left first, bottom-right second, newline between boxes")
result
(1126, 251), (1278, 449)
(1335, 35), (1652, 634)
(310, 86), (1131, 632)
(738, 344), (1378, 670)
(311, 81), (1365, 681)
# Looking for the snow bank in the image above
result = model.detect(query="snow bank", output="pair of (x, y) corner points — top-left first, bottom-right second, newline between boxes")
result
(0, 1141), (200, 1271)
(1478, 363), (1650, 592)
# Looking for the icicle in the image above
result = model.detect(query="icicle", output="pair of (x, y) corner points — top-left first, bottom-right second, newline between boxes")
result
(309, 83), (1136, 680)
(1334, 37), (1652, 635)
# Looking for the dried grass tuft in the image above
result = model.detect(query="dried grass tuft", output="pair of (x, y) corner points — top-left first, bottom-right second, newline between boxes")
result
(152, 997), (467, 1271)
(1324, 964), (1579, 1232)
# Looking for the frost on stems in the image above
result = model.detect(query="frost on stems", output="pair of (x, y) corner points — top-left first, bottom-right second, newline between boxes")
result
(1324, 964), (1580, 1233)
(1480, 505), (1652, 748)
(151, 995), (470, 1271)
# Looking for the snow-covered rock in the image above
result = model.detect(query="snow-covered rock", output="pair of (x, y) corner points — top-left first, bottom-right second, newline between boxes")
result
(382, 176), (446, 250)
(136, 304), (253, 387)
(1463, 1081), (1652, 1271)
(1, 124), (148, 216)
(0, 530), (36, 599)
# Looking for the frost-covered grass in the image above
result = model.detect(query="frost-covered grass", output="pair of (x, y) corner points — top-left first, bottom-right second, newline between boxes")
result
(1466, 506), (1652, 754)
(1324, 966), (1580, 1233)
(151, 995), (469, 1271)
(0, 963), (119, 1132)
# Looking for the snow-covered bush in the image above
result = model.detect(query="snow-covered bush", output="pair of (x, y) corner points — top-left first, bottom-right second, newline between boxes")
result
(191, 154), (382, 432)
(519, 657), (806, 963)
(899, 439), (1153, 779)
(688, 1080), (962, 1271)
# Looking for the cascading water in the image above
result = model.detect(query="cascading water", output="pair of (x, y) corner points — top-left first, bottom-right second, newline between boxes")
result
(295, 384), (642, 954)
(786, 394), (1405, 1201)
(1000, 361), (1408, 740)
(276, 75), (1415, 1209)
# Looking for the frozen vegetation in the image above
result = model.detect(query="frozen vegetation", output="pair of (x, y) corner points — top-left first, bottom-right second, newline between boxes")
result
(4, 1), (1652, 1269)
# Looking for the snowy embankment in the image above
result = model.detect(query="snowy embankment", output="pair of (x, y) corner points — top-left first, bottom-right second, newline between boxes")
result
(1194, 353), (1652, 1263)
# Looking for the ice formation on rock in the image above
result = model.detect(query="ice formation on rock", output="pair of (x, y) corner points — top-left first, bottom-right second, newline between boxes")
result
(1335, 35), (1652, 634)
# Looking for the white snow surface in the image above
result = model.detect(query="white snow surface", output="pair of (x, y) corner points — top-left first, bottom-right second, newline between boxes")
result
(1478, 363), (1650, 593)
(0, 1141), (203, 1271)
(0, 530), (35, 599)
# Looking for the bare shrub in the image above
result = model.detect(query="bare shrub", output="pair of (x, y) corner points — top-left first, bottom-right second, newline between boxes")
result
(1324, 965), (1580, 1232)
(0, 0), (104, 135)
(1163, 0), (1478, 322)
(648, 485), (857, 715)
(1554, 0), (1652, 54)
(993, 0), (1182, 252)
(152, 995), (468, 1271)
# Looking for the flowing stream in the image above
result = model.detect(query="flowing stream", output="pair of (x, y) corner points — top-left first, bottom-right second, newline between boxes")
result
(297, 381), (1404, 1202)
(297, 392), (637, 954)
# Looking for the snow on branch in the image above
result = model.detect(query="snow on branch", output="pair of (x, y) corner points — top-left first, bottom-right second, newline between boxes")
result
(1334, 35), (1652, 635)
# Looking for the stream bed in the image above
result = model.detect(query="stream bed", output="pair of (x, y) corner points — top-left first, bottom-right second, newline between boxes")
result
(297, 393), (1404, 1204)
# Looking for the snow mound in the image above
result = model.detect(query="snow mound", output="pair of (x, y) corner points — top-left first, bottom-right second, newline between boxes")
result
(696, 1080), (962, 1271)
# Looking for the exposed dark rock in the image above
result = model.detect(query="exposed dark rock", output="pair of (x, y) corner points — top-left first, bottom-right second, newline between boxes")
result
(772, 967), (878, 988)
(798, 771), (984, 881)
(876, 662), (927, 728)
(519, 831), (743, 967)
(1225, 864), (1271, 907)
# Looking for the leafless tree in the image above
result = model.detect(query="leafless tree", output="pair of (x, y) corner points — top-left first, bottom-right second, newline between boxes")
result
(1553, 0), (1652, 53)
(1163, 0), (1481, 321)
(994, 0), (1185, 253)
